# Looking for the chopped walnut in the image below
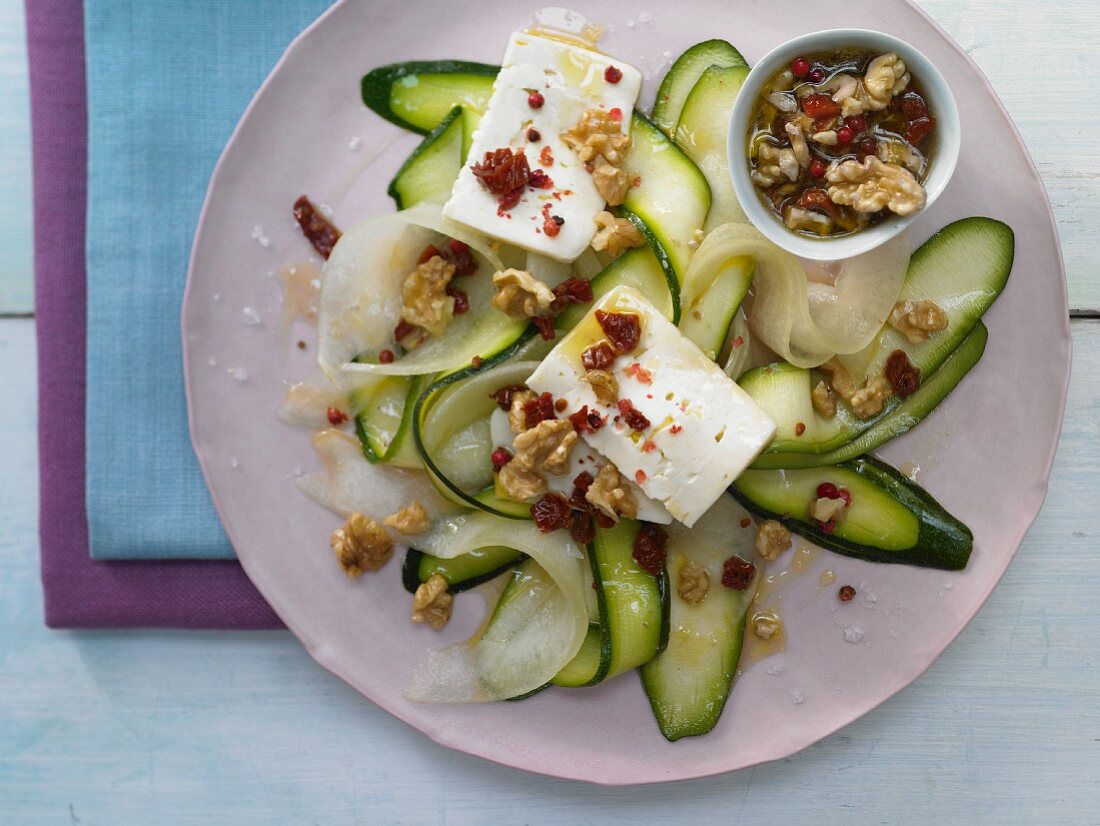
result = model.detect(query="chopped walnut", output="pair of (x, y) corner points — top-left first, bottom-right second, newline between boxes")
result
(591, 211), (644, 257)
(811, 380), (837, 418)
(677, 562), (710, 605)
(785, 121), (811, 167)
(497, 461), (547, 502)
(811, 129), (839, 146)
(752, 611), (782, 640)
(888, 299), (949, 344)
(751, 142), (785, 187)
(819, 358), (858, 400)
(330, 513), (393, 577)
(810, 496), (849, 524)
(585, 369), (619, 406)
(878, 138), (923, 174)
(776, 147), (801, 182)
(592, 162), (632, 206)
(755, 520), (793, 562)
(492, 268), (555, 320)
(849, 374), (893, 419)
(411, 574), (454, 630)
(508, 389), (537, 434)
(826, 156), (926, 216)
(784, 206), (833, 235)
(383, 501), (430, 536)
(562, 109), (632, 165)
(512, 418), (578, 476)
(400, 255), (455, 338)
(863, 53), (910, 110)
(585, 463), (637, 521)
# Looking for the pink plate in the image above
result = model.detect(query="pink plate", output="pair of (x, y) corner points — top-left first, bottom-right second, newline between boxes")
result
(183, 0), (1070, 785)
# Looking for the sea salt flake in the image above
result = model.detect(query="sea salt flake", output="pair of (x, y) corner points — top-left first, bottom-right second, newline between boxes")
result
(251, 225), (271, 248)
(230, 457), (240, 469)
(843, 626), (865, 644)
(227, 366), (249, 383)
(206, 357), (217, 367)
(789, 689), (805, 705)
(242, 306), (261, 326)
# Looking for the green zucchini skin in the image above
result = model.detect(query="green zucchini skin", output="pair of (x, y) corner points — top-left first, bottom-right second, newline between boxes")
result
(651, 40), (748, 136)
(360, 60), (498, 134)
(551, 624), (605, 688)
(388, 105), (464, 210)
(401, 547), (525, 594)
(731, 456), (973, 570)
(751, 322), (988, 469)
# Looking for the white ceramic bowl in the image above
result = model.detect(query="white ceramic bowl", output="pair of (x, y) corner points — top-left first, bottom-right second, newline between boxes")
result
(728, 29), (960, 260)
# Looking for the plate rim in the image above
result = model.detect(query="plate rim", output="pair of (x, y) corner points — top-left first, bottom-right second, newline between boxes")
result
(182, 0), (1072, 786)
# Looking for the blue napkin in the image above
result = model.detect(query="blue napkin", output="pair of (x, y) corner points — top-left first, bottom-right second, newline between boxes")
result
(84, 0), (334, 559)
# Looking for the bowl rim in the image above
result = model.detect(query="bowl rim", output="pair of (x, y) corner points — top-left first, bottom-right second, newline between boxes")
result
(727, 27), (961, 260)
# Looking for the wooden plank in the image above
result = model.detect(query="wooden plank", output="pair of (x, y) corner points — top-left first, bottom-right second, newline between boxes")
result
(1, 314), (1096, 821)
(0, 2), (1098, 314)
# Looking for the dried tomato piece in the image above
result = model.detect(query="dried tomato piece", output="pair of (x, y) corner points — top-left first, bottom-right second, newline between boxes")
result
(292, 195), (341, 260)
(533, 317), (557, 341)
(800, 93), (841, 118)
(721, 555), (756, 590)
(899, 92), (936, 146)
(523, 391), (557, 429)
(393, 318), (417, 343)
(795, 187), (841, 220)
(531, 493), (571, 533)
(632, 522), (669, 575)
(417, 244), (442, 265)
(539, 145), (554, 167)
(569, 509), (596, 544)
(326, 407), (348, 425)
(617, 399), (651, 431)
(447, 239), (478, 277)
(581, 341), (615, 371)
(568, 405), (605, 434)
(489, 384), (528, 411)
(446, 285), (469, 315)
(885, 349), (921, 397)
(472, 148), (531, 211)
(528, 168), (554, 189)
(595, 310), (642, 353)
(551, 278), (593, 313)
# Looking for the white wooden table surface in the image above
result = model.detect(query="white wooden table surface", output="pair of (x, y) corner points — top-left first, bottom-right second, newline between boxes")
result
(2, 2), (1098, 822)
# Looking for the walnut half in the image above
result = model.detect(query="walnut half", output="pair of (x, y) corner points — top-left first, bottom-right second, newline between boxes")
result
(411, 574), (453, 630)
(492, 268), (555, 320)
(330, 513), (393, 577)
(677, 562), (710, 605)
(826, 156), (926, 217)
(400, 255), (455, 338)
(591, 211), (644, 257)
(512, 418), (578, 476)
(585, 463), (637, 521)
(383, 501), (430, 536)
(888, 299), (949, 344)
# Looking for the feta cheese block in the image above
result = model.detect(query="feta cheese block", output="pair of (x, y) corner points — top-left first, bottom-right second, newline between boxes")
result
(488, 408), (673, 524)
(442, 31), (642, 262)
(527, 286), (778, 527)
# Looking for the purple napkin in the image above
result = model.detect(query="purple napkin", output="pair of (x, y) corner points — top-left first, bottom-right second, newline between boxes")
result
(28, 0), (281, 629)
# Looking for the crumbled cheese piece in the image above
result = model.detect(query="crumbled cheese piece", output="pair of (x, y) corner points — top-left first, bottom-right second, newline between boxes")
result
(810, 496), (849, 524)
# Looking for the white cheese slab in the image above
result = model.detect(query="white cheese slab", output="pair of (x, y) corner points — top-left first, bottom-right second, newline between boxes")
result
(527, 286), (778, 527)
(442, 32), (642, 262)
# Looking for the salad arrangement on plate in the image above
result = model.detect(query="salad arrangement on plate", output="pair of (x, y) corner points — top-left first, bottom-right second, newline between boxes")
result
(281, 11), (1012, 741)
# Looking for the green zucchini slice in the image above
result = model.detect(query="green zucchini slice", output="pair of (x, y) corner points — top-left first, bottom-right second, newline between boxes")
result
(352, 374), (432, 467)
(361, 60), (497, 134)
(401, 546), (524, 594)
(556, 242), (677, 332)
(388, 106), (464, 210)
(731, 456), (973, 570)
(651, 40), (748, 136)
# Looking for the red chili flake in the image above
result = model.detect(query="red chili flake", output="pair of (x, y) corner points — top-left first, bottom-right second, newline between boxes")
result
(490, 447), (513, 473)
(838, 584), (857, 602)
(533, 316), (557, 341)
(581, 341), (616, 372)
(795, 187), (841, 220)
(604, 65), (623, 84)
(721, 555), (756, 590)
(471, 355), (482, 370)
(632, 522), (668, 574)
(378, 349), (394, 364)
(326, 407), (348, 425)
(669, 424), (682, 435)
(624, 362), (653, 384)
(531, 492), (571, 533)
(572, 470), (594, 496)
(617, 399), (650, 431)
(528, 168), (554, 189)
(489, 384), (528, 411)
(554, 398), (568, 413)
(292, 195), (342, 260)
(731, 336), (745, 348)
(526, 127), (541, 142)
(641, 439), (657, 453)
(541, 204), (562, 238)
(635, 469), (647, 485)
(795, 422), (806, 436)
(608, 107), (623, 121)
(739, 517), (752, 529)
(523, 391), (557, 429)
(471, 148), (530, 210)
(539, 145), (554, 167)
(885, 349), (921, 397)
(595, 310), (642, 353)
(569, 405), (605, 434)
(820, 521), (836, 535)
(527, 91), (545, 109)
(801, 93), (840, 118)
(550, 278), (593, 313)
